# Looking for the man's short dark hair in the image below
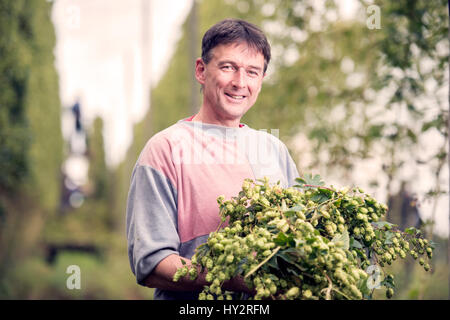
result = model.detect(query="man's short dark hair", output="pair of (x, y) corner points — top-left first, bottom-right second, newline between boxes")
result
(201, 18), (271, 73)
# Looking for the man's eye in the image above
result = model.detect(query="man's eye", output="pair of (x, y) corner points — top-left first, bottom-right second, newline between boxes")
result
(222, 65), (233, 70)
(248, 70), (259, 77)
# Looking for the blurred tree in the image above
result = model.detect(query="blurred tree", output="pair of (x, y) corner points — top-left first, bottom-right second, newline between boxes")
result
(87, 117), (108, 200)
(0, 0), (63, 286)
(0, 0), (33, 192)
(366, 0), (448, 238)
(86, 116), (117, 230)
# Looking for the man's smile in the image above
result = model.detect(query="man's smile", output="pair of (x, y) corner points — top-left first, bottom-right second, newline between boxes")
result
(224, 92), (247, 101)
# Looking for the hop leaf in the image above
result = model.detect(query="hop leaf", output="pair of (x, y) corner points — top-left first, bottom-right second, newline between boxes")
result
(332, 228), (350, 250)
(295, 173), (325, 189)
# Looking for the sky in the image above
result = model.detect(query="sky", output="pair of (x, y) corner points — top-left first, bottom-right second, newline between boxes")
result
(51, 0), (448, 237)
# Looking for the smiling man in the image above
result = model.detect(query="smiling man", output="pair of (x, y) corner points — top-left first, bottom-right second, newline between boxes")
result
(193, 41), (266, 127)
(126, 19), (299, 300)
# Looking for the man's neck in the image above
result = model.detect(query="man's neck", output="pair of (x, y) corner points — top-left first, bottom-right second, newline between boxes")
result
(191, 108), (241, 128)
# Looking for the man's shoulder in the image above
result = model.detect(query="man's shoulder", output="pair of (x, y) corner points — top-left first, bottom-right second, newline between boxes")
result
(244, 126), (288, 148)
(137, 121), (191, 165)
(145, 121), (191, 147)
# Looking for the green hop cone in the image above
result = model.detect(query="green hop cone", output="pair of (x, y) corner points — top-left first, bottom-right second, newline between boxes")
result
(386, 288), (394, 299)
(213, 243), (224, 253)
(189, 267), (198, 280)
(302, 289), (313, 299)
(269, 284), (277, 295)
(205, 273), (213, 283)
(286, 287), (300, 299)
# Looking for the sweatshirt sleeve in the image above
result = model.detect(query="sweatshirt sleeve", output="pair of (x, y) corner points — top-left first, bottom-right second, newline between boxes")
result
(126, 163), (179, 285)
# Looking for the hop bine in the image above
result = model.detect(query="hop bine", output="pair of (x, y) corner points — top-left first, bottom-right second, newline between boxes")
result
(173, 176), (435, 300)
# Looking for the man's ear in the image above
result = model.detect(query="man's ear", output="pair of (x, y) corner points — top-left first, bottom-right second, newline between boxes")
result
(195, 58), (206, 85)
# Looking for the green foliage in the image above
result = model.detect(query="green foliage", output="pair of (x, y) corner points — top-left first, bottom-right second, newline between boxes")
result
(44, 200), (111, 248)
(0, 0), (34, 191)
(22, 0), (63, 211)
(295, 174), (325, 189)
(0, 241), (154, 299)
(0, 0), (63, 208)
(0, 0), (63, 285)
(87, 117), (109, 200)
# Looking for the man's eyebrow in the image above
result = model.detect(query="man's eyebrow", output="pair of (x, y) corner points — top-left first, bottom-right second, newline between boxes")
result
(217, 60), (263, 71)
(248, 65), (263, 71)
(217, 60), (237, 67)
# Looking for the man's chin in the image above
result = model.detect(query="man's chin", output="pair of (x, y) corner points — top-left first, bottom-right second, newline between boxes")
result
(222, 104), (250, 117)
(222, 110), (247, 122)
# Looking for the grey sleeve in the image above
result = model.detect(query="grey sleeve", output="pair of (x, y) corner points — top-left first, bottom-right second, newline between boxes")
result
(126, 165), (179, 285)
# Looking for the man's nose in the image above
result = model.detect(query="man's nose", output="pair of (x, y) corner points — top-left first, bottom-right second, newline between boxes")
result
(231, 68), (246, 88)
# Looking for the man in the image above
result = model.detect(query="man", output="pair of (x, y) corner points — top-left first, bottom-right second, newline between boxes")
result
(126, 18), (299, 300)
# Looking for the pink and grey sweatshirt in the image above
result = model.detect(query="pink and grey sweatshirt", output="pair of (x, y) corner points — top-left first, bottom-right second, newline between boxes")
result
(126, 117), (299, 299)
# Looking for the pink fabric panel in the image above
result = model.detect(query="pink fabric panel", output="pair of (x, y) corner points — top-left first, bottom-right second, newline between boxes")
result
(172, 124), (254, 243)
(176, 161), (252, 243)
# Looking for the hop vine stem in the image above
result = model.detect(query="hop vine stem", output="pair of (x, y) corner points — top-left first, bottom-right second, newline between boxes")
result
(302, 184), (335, 191)
(244, 246), (281, 279)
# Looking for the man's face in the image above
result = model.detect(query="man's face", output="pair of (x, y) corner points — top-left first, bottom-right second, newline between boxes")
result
(195, 42), (265, 126)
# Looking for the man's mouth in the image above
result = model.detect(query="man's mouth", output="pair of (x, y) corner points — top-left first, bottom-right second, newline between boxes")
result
(225, 93), (246, 100)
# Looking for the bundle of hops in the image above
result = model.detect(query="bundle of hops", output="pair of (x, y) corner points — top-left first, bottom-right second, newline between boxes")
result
(173, 175), (434, 300)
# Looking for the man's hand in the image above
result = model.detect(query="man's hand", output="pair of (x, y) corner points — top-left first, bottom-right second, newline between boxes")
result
(145, 254), (255, 296)
(222, 275), (255, 295)
(144, 254), (207, 291)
